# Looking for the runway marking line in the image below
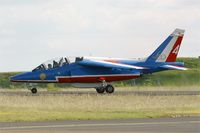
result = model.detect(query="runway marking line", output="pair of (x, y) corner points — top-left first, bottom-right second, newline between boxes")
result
(0, 121), (200, 130)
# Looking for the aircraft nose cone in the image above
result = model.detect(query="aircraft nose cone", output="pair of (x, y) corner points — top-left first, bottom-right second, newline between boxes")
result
(10, 74), (22, 82)
(10, 72), (31, 82)
(10, 76), (15, 82)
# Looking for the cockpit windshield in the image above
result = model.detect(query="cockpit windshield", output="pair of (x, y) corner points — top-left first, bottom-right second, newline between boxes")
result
(32, 57), (83, 72)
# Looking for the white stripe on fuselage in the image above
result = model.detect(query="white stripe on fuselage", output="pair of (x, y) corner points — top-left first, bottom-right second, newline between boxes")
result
(91, 60), (146, 69)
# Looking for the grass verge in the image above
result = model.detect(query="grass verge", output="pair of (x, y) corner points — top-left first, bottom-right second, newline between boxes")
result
(0, 94), (200, 122)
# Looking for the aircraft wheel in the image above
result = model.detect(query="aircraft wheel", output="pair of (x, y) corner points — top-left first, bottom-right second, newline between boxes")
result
(96, 87), (105, 94)
(31, 88), (37, 94)
(105, 85), (114, 93)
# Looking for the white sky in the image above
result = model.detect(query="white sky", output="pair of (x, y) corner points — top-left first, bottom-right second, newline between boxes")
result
(0, 0), (199, 72)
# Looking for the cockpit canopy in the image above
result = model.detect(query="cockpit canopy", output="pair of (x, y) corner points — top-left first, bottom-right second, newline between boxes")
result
(32, 57), (83, 72)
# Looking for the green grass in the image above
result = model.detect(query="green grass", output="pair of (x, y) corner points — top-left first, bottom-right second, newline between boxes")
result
(0, 94), (199, 122)
(149, 69), (200, 86)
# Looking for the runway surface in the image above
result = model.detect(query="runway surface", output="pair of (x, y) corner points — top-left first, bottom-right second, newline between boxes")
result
(0, 117), (199, 133)
(1, 90), (200, 96)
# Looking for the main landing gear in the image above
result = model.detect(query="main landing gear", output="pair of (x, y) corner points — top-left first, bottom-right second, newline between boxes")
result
(96, 84), (115, 94)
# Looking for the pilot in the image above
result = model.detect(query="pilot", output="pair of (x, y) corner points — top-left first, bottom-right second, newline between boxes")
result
(48, 64), (52, 69)
(53, 61), (59, 68)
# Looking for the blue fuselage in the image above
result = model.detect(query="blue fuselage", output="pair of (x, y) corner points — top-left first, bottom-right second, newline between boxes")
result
(10, 59), (184, 83)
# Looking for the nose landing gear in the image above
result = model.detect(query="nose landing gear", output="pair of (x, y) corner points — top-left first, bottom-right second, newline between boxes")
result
(26, 83), (38, 94)
(31, 88), (37, 94)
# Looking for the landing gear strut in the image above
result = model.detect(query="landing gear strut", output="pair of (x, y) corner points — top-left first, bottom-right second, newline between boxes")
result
(31, 88), (37, 94)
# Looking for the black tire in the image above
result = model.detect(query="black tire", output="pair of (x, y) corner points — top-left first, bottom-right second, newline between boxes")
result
(31, 88), (37, 94)
(105, 85), (114, 93)
(96, 87), (105, 93)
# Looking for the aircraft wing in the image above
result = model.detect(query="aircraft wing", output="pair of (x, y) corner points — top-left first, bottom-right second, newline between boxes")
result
(77, 59), (147, 70)
(160, 65), (188, 70)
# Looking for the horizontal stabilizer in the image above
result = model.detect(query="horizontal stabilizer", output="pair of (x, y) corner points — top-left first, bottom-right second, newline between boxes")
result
(78, 59), (147, 70)
(160, 65), (188, 71)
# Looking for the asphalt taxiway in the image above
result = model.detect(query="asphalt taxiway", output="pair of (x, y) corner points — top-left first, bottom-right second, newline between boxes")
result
(0, 117), (200, 133)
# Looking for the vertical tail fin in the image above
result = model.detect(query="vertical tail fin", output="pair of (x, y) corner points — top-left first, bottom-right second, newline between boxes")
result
(146, 28), (185, 62)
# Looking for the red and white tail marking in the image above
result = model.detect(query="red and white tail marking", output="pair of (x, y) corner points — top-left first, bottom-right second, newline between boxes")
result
(165, 36), (183, 62)
(156, 29), (185, 62)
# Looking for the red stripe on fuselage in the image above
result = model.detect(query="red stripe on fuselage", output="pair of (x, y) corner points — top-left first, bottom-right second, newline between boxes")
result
(58, 75), (140, 83)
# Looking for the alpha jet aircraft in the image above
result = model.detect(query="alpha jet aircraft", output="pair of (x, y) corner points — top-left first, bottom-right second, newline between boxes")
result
(10, 29), (188, 94)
